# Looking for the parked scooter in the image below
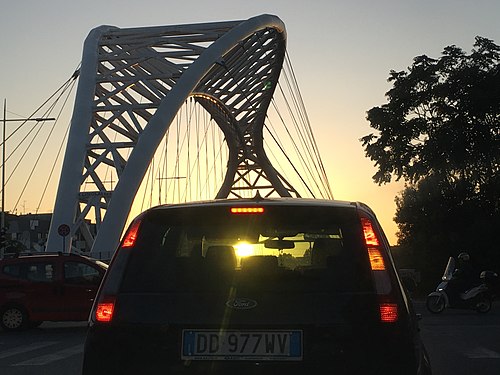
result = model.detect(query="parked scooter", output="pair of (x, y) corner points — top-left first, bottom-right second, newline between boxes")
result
(426, 257), (498, 314)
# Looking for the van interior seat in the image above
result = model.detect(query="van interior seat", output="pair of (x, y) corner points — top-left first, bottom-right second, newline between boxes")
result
(241, 255), (278, 273)
(205, 245), (236, 270)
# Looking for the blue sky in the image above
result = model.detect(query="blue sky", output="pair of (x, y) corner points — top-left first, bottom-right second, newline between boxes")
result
(1, 0), (499, 243)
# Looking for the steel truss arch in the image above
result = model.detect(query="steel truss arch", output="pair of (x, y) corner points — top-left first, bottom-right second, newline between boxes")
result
(192, 92), (298, 199)
(47, 14), (300, 255)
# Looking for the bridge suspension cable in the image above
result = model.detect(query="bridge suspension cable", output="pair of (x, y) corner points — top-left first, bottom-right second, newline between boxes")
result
(32, 15), (336, 256)
(132, 50), (333, 212)
(3, 56), (333, 234)
(1, 68), (79, 215)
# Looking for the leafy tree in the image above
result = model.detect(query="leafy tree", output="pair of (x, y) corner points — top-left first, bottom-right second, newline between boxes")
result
(4, 239), (27, 254)
(393, 175), (498, 289)
(361, 37), (500, 281)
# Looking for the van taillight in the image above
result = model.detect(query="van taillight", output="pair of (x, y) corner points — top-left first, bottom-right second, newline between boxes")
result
(121, 219), (141, 248)
(361, 217), (380, 246)
(379, 303), (398, 323)
(368, 248), (386, 271)
(95, 298), (115, 323)
(361, 216), (398, 323)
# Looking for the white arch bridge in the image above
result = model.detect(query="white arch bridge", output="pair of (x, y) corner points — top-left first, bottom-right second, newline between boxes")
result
(40, 14), (332, 257)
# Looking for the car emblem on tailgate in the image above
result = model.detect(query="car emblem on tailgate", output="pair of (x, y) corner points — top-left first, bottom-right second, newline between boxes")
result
(226, 298), (258, 310)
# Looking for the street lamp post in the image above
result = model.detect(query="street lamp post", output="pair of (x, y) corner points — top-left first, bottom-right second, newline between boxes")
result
(1, 99), (55, 257)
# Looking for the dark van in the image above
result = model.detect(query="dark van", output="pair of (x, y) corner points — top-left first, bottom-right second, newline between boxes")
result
(83, 198), (431, 374)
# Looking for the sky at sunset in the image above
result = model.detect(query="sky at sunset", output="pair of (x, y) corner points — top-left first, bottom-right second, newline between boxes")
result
(0, 0), (498, 244)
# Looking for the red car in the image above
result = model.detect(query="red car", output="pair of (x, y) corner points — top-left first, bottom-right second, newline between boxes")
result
(0, 252), (107, 331)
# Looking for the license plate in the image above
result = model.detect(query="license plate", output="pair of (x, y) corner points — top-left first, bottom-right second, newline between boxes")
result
(182, 330), (303, 361)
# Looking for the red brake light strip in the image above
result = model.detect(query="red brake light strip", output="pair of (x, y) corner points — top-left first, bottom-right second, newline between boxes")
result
(230, 207), (265, 214)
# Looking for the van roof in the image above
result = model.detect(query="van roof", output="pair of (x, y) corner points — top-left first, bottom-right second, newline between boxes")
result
(146, 197), (369, 212)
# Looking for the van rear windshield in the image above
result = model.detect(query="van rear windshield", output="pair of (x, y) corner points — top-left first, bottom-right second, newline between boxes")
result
(120, 205), (373, 293)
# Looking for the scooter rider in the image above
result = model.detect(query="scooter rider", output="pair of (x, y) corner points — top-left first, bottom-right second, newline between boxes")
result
(450, 252), (478, 302)
(427, 253), (497, 313)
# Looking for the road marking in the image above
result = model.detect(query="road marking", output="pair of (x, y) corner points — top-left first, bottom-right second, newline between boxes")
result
(0, 341), (58, 359)
(465, 347), (500, 359)
(11, 344), (83, 366)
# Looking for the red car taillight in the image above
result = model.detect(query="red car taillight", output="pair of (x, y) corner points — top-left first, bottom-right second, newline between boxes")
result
(361, 216), (398, 323)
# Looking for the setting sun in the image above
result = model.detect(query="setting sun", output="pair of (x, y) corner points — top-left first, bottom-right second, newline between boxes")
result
(234, 242), (255, 257)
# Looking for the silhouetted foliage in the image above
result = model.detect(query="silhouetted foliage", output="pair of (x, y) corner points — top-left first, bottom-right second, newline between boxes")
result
(4, 239), (27, 254)
(394, 174), (499, 290)
(362, 37), (500, 285)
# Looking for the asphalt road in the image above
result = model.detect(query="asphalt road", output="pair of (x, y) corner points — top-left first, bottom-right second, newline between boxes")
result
(0, 302), (499, 374)
(0, 321), (87, 375)
(415, 300), (500, 375)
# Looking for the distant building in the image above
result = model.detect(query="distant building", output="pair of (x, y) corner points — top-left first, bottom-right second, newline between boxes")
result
(2, 213), (96, 253)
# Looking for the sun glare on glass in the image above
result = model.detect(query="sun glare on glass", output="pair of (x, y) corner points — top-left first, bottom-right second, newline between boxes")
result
(234, 242), (254, 257)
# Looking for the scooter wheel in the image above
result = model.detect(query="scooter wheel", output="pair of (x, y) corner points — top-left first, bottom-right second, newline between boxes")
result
(426, 295), (445, 313)
(476, 296), (492, 313)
